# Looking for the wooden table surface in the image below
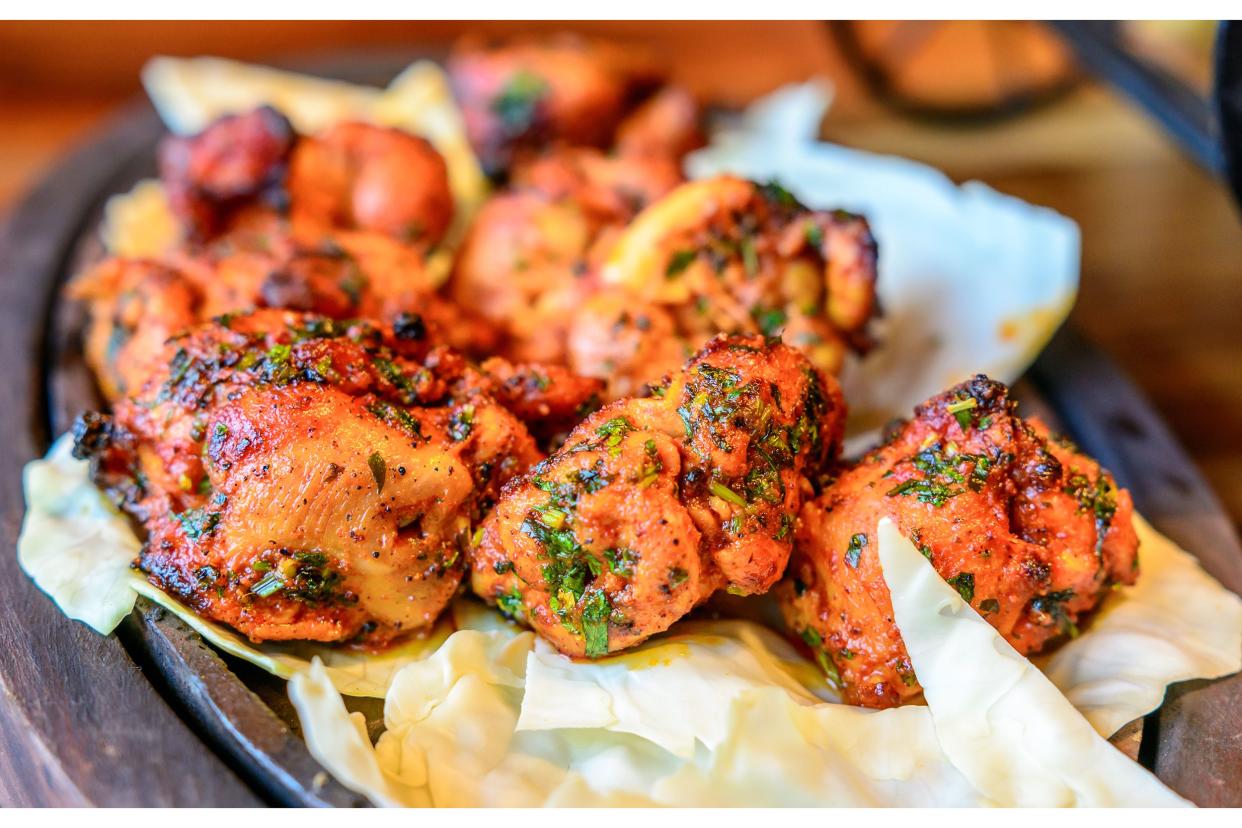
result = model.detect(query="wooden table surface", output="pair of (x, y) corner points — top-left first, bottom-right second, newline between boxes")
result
(1, 20), (1239, 531)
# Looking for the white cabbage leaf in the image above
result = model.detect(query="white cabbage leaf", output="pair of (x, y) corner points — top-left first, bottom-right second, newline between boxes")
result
(876, 517), (1188, 806)
(687, 81), (1080, 450)
(18, 435), (449, 697)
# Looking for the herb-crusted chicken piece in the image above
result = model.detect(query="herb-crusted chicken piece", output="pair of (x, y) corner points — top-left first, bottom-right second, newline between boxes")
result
(73, 309), (546, 645)
(470, 334), (846, 657)
(778, 376), (1139, 708)
(571, 176), (879, 399)
(73, 238), (496, 401)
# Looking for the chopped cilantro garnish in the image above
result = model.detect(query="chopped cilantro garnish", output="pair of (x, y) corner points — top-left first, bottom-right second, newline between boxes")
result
(845, 533), (868, 568)
(603, 546), (638, 577)
(449, 405), (475, 442)
(595, 417), (633, 456)
(250, 571), (283, 598)
(581, 589), (611, 658)
(709, 479), (747, 507)
(804, 221), (824, 248)
(945, 395), (979, 430)
(175, 508), (221, 541)
(946, 572), (975, 603)
(367, 452), (386, 493)
(496, 586), (525, 621)
(491, 70), (548, 132)
(752, 305), (788, 336)
(665, 250), (697, 279)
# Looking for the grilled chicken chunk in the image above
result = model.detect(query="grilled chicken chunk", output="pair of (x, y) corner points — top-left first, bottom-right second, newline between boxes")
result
(450, 148), (684, 364)
(778, 376), (1139, 708)
(72, 309), (556, 645)
(470, 334), (846, 657)
(160, 106), (454, 248)
(573, 176), (879, 399)
(447, 34), (664, 177)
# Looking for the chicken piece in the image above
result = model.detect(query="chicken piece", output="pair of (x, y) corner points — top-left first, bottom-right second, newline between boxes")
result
(73, 230), (498, 402)
(447, 34), (661, 176)
(471, 334), (846, 657)
(71, 258), (202, 399)
(450, 149), (682, 364)
(286, 122), (454, 246)
(613, 85), (705, 161)
(512, 148), (684, 226)
(477, 357), (603, 446)
(572, 176), (879, 400)
(449, 190), (592, 364)
(777, 375), (1139, 708)
(72, 309), (543, 645)
(159, 108), (454, 250)
(159, 106), (295, 240)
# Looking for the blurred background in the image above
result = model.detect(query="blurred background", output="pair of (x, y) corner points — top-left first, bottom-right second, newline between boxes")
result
(1, 20), (1239, 525)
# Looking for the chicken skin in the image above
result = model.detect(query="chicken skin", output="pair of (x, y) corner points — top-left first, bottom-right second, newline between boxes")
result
(71, 309), (556, 645)
(572, 176), (879, 399)
(471, 334), (846, 657)
(447, 34), (663, 177)
(778, 375), (1139, 708)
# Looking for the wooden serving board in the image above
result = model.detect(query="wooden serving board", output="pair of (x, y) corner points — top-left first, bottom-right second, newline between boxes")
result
(1, 56), (1240, 807)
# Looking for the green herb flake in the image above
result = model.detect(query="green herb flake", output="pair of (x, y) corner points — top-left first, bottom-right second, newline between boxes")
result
(251, 571), (284, 598)
(603, 546), (637, 577)
(945, 395), (978, 430)
(740, 236), (759, 277)
(752, 305), (788, 337)
(946, 572), (975, 604)
(449, 404), (475, 442)
(979, 598), (1000, 614)
(805, 221), (824, 248)
(491, 70), (549, 132)
(844, 533), (868, 568)
(581, 589), (611, 658)
(175, 508), (221, 541)
(595, 416), (633, 456)
(368, 451), (386, 494)
(665, 249), (697, 279)
(709, 479), (747, 507)
(496, 586), (525, 621)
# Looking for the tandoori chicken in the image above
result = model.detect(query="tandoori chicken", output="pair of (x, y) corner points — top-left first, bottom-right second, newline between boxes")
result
(70, 309), (600, 645)
(777, 375), (1139, 708)
(470, 333), (846, 657)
